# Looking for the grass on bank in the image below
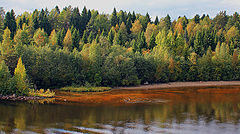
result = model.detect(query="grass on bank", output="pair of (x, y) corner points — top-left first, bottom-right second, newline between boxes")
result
(60, 86), (112, 92)
(28, 89), (55, 97)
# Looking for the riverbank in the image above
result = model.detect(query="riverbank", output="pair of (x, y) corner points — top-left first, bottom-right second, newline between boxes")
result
(0, 94), (45, 101)
(116, 81), (240, 90)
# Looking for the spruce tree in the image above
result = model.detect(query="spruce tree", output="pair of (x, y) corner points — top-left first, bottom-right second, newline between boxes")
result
(88, 31), (94, 43)
(72, 28), (80, 49)
(4, 10), (17, 39)
(108, 28), (114, 44)
(82, 30), (88, 44)
(110, 8), (118, 27)
(154, 16), (159, 25)
(149, 32), (156, 49)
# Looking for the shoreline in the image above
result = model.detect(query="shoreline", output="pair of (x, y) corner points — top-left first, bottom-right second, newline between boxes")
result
(115, 81), (240, 90)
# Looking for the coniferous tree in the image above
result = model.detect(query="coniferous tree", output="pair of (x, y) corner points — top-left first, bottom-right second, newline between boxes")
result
(108, 28), (115, 44)
(126, 17), (132, 34)
(72, 28), (80, 49)
(88, 31), (94, 43)
(38, 9), (52, 35)
(70, 7), (81, 31)
(193, 14), (200, 23)
(149, 32), (156, 49)
(33, 28), (48, 47)
(136, 31), (147, 52)
(81, 6), (89, 32)
(82, 30), (88, 44)
(110, 8), (118, 27)
(57, 28), (65, 48)
(164, 14), (171, 30)
(154, 16), (159, 25)
(113, 30), (123, 45)
(132, 11), (136, 23)
(63, 29), (72, 50)
(14, 57), (28, 94)
(49, 29), (58, 48)
(4, 10), (17, 39)
(194, 31), (204, 56)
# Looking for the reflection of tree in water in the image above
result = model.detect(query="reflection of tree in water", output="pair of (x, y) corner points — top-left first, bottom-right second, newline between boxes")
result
(0, 92), (240, 133)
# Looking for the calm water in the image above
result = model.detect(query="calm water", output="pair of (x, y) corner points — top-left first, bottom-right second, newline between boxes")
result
(1, 86), (240, 134)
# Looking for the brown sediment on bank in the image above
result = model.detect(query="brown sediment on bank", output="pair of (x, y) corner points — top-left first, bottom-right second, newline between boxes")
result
(115, 81), (240, 90)
(54, 81), (240, 105)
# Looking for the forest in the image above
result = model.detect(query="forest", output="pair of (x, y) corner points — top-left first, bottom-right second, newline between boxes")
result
(0, 6), (240, 95)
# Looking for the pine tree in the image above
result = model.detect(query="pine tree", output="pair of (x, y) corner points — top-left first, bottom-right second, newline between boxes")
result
(126, 17), (132, 34)
(194, 31), (204, 56)
(88, 31), (94, 43)
(82, 30), (88, 44)
(57, 28), (65, 48)
(14, 57), (28, 94)
(4, 10), (17, 39)
(164, 14), (171, 30)
(63, 29), (73, 50)
(113, 30), (123, 45)
(136, 32), (147, 52)
(38, 9), (52, 35)
(193, 14), (200, 23)
(70, 7), (81, 31)
(108, 28), (114, 44)
(72, 28), (80, 49)
(154, 16), (159, 25)
(110, 8), (118, 27)
(132, 11), (136, 23)
(149, 32), (156, 49)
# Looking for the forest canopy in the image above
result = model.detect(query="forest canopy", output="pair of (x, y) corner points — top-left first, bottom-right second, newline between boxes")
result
(0, 6), (240, 94)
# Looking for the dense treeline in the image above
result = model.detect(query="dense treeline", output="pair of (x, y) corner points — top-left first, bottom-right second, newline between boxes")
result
(0, 6), (240, 90)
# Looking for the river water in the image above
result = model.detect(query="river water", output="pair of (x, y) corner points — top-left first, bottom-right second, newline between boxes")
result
(1, 86), (240, 134)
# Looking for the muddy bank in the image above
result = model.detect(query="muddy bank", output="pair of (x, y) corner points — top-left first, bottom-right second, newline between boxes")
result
(116, 81), (240, 90)
(0, 94), (46, 101)
(55, 83), (240, 105)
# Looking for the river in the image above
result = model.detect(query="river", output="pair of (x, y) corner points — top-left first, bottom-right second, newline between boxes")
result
(1, 86), (240, 134)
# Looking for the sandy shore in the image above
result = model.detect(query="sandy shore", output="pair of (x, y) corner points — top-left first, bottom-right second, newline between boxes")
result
(116, 81), (240, 90)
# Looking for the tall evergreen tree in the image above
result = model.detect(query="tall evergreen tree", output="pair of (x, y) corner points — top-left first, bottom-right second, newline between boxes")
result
(149, 32), (156, 49)
(110, 8), (118, 27)
(132, 11), (136, 23)
(72, 28), (80, 49)
(108, 28), (115, 44)
(164, 14), (171, 30)
(70, 7), (81, 31)
(136, 31), (147, 51)
(82, 30), (88, 44)
(4, 10), (17, 39)
(154, 16), (159, 25)
(88, 31), (94, 43)
(57, 28), (65, 48)
(38, 9), (52, 35)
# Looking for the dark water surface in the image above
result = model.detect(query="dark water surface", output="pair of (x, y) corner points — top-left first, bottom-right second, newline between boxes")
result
(1, 86), (240, 134)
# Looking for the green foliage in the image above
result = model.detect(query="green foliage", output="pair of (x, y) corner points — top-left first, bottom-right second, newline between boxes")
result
(14, 58), (28, 94)
(0, 7), (240, 93)
(0, 61), (17, 95)
(28, 89), (55, 97)
(33, 28), (48, 47)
